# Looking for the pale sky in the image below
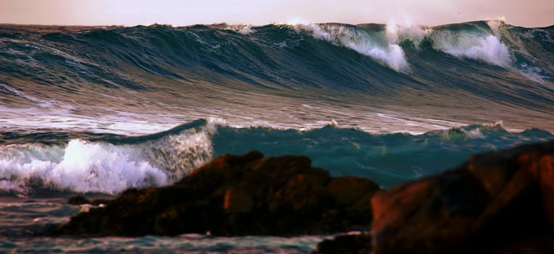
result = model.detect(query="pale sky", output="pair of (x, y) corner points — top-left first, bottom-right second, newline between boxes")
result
(1, 0), (553, 27)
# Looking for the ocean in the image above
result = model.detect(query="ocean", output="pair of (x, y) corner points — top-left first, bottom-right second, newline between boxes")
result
(0, 20), (553, 253)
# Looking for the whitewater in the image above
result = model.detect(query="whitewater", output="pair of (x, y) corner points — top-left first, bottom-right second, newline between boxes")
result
(0, 20), (553, 252)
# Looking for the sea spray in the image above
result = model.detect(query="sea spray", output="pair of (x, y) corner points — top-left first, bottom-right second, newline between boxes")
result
(0, 119), (219, 195)
(430, 32), (512, 67)
(0, 122), (552, 194)
(293, 22), (410, 72)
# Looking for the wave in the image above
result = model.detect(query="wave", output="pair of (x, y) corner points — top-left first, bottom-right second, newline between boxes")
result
(428, 21), (511, 67)
(0, 119), (552, 195)
(282, 20), (550, 72)
(0, 21), (553, 136)
(291, 22), (410, 72)
(0, 21), (554, 195)
(0, 120), (217, 195)
(1, 21), (552, 82)
(289, 20), (514, 71)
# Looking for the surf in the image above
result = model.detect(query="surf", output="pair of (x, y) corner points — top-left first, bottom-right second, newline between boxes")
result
(0, 20), (554, 195)
(0, 21), (553, 136)
(0, 119), (552, 195)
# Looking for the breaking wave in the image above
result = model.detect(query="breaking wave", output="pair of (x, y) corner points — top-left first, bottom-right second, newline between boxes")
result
(0, 21), (554, 195)
(0, 120), (217, 195)
(0, 119), (552, 195)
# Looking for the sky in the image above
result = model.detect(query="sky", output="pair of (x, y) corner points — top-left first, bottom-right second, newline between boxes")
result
(1, 0), (553, 28)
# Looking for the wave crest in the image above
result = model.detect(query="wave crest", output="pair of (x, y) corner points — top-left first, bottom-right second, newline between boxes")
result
(430, 31), (512, 67)
(294, 23), (410, 72)
(0, 120), (218, 195)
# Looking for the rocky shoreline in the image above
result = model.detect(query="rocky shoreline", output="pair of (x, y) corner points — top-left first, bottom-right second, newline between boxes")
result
(53, 141), (554, 253)
(317, 140), (554, 254)
(52, 150), (380, 237)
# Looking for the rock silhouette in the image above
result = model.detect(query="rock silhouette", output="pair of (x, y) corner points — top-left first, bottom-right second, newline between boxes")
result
(52, 150), (380, 237)
(317, 140), (554, 254)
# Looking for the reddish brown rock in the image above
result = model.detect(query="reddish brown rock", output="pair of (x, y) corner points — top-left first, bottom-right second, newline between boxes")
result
(51, 151), (380, 237)
(327, 177), (380, 206)
(326, 176), (380, 227)
(370, 140), (554, 254)
(223, 186), (254, 213)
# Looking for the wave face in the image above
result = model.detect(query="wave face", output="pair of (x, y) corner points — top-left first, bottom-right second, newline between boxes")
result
(0, 21), (554, 194)
(0, 21), (553, 134)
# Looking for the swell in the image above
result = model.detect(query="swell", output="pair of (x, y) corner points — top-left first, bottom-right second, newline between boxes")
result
(1, 22), (554, 195)
(0, 21), (553, 134)
(0, 120), (552, 195)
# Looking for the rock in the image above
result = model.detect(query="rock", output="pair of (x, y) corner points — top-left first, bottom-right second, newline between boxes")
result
(314, 234), (373, 254)
(68, 195), (110, 206)
(51, 151), (380, 237)
(370, 140), (554, 254)
(491, 234), (554, 254)
(327, 177), (380, 226)
(223, 186), (254, 213)
(327, 177), (379, 206)
(67, 195), (90, 205)
(268, 174), (333, 212)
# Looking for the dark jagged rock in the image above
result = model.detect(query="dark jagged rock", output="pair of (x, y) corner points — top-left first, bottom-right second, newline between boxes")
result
(51, 151), (380, 237)
(314, 234), (373, 254)
(371, 140), (554, 254)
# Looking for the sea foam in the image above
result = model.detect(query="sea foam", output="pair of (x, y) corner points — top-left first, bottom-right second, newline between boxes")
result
(0, 120), (218, 195)
(294, 23), (410, 72)
(430, 30), (512, 68)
